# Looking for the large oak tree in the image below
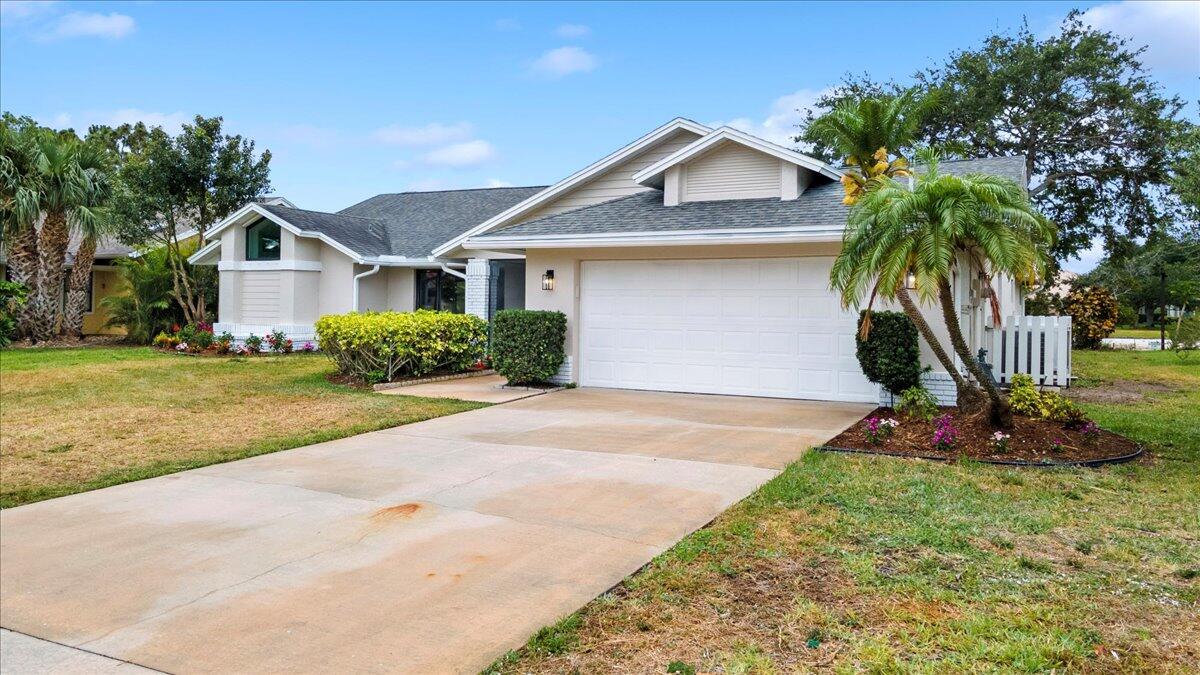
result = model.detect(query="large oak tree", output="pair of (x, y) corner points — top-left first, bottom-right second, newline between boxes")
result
(799, 11), (1193, 261)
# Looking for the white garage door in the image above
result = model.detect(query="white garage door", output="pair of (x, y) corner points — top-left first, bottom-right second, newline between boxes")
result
(579, 258), (878, 402)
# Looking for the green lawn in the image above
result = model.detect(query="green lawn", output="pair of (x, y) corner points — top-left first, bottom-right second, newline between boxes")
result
(492, 350), (1199, 673)
(0, 346), (484, 508)
(1111, 327), (1169, 339)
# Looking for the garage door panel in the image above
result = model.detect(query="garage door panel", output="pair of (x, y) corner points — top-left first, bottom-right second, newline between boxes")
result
(580, 258), (878, 403)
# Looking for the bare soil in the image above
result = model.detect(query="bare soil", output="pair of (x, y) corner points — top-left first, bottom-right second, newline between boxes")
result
(824, 407), (1141, 465)
(1067, 379), (1177, 404)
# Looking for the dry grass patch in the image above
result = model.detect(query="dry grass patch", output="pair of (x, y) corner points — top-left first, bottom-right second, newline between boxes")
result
(0, 346), (482, 506)
(491, 351), (1199, 673)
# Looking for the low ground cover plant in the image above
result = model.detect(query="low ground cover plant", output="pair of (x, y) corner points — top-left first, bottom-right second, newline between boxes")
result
(895, 385), (938, 421)
(152, 325), (308, 356)
(491, 309), (567, 385)
(315, 309), (487, 383)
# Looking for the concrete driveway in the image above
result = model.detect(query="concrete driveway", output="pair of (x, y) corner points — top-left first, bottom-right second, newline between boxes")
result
(1, 387), (870, 674)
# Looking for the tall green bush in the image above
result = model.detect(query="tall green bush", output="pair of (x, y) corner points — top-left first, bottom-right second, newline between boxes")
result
(315, 310), (487, 383)
(491, 309), (567, 385)
(855, 310), (922, 395)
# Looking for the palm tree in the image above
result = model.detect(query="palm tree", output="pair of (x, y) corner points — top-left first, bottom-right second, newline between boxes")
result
(63, 144), (114, 338)
(809, 91), (980, 404)
(837, 153), (1055, 427)
(805, 89), (934, 205)
(28, 132), (107, 342)
(102, 247), (177, 343)
(0, 120), (43, 338)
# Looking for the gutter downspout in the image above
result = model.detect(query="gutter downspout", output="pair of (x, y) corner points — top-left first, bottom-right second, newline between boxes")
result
(439, 262), (467, 280)
(352, 264), (381, 312)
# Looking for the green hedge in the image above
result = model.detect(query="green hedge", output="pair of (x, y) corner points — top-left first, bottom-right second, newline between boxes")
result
(315, 310), (487, 383)
(855, 310), (922, 395)
(491, 309), (567, 385)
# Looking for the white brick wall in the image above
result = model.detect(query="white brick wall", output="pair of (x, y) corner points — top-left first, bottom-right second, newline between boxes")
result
(465, 258), (490, 320)
(878, 371), (958, 407)
(548, 356), (574, 385)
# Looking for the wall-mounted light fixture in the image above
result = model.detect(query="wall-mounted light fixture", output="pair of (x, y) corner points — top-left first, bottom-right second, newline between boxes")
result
(905, 271), (917, 290)
(541, 270), (555, 291)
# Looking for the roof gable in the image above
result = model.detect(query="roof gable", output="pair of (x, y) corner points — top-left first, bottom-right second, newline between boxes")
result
(430, 118), (712, 256)
(632, 126), (843, 189)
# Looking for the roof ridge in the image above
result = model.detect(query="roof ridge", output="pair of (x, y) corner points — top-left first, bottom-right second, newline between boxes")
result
(381, 185), (548, 196)
(267, 203), (384, 222)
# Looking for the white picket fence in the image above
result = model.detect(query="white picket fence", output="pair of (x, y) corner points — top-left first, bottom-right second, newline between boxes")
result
(989, 315), (1073, 387)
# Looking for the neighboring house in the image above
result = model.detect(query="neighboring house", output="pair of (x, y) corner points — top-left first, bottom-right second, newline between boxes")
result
(0, 234), (133, 336)
(195, 118), (1051, 404)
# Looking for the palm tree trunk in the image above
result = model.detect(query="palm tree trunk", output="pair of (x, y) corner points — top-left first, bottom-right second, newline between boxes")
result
(63, 233), (96, 338)
(896, 287), (980, 407)
(31, 210), (70, 342)
(4, 223), (39, 338)
(937, 278), (1013, 428)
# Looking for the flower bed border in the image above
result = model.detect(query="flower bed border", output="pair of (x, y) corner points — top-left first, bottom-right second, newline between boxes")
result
(815, 443), (1143, 468)
(372, 369), (496, 392)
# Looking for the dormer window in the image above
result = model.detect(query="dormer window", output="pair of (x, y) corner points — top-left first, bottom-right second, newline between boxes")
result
(245, 218), (281, 261)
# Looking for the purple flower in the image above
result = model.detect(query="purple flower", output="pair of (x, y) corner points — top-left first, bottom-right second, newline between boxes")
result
(933, 414), (958, 450)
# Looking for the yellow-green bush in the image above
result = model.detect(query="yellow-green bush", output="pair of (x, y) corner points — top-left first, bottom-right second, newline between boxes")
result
(1008, 373), (1041, 416)
(315, 310), (487, 383)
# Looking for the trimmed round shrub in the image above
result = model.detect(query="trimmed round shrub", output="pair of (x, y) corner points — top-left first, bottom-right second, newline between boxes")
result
(855, 310), (922, 395)
(1064, 286), (1119, 349)
(315, 309), (487, 382)
(491, 309), (567, 385)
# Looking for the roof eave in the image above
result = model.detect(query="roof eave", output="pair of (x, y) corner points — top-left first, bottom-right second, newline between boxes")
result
(464, 226), (846, 250)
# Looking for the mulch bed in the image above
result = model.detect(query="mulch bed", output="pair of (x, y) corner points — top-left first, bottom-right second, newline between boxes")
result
(822, 407), (1142, 467)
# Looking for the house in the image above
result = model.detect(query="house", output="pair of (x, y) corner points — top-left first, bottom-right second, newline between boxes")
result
(0, 233), (133, 336)
(194, 119), (1045, 404)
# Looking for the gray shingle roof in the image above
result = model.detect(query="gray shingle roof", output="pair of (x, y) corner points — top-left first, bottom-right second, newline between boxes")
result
(259, 204), (392, 256)
(256, 186), (546, 258)
(339, 186), (545, 257)
(473, 156), (1027, 240)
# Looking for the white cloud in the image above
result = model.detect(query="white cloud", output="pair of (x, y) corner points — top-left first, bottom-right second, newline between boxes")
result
(1072, 1), (1200, 72)
(530, 46), (597, 78)
(421, 140), (496, 167)
(709, 87), (834, 147)
(373, 121), (474, 146)
(1062, 237), (1107, 274)
(100, 109), (189, 131)
(482, 178), (513, 188)
(45, 109), (189, 133)
(0, 0), (58, 21)
(554, 23), (590, 38)
(45, 11), (135, 40)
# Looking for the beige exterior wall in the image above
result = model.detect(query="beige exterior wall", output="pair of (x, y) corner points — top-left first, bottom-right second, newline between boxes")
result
(386, 267), (416, 312)
(515, 129), (703, 223)
(81, 267), (126, 335)
(681, 142), (782, 202)
(524, 243), (969, 384)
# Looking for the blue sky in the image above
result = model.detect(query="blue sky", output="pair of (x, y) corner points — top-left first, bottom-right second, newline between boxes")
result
(2, 1), (1197, 271)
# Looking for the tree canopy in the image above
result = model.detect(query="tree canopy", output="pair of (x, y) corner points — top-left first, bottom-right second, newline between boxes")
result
(799, 12), (1194, 261)
(110, 115), (271, 324)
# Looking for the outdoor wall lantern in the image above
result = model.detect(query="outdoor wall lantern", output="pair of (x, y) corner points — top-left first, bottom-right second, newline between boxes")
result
(905, 271), (917, 289)
(542, 270), (555, 291)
